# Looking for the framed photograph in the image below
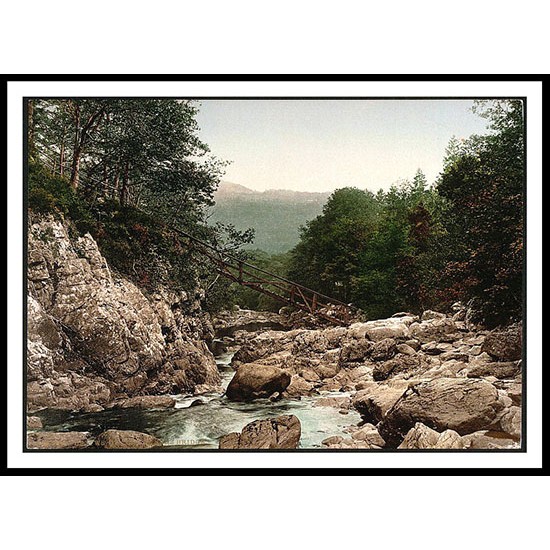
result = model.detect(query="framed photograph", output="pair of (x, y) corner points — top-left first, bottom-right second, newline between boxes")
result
(6, 76), (544, 472)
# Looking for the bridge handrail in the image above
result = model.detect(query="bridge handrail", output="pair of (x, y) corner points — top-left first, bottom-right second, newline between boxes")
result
(163, 221), (354, 311)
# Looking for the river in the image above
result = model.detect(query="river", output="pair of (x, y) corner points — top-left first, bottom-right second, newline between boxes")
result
(34, 347), (361, 449)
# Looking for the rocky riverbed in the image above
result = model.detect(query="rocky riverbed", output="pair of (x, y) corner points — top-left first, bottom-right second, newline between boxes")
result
(206, 308), (522, 449)
(26, 215), (523, 451)
(28, 305), (522, 450)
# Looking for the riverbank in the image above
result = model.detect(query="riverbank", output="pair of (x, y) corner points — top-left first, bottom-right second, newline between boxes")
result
(27, 306), (522, 450)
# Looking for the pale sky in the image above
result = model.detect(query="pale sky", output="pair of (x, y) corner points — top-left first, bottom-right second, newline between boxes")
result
(196, 99), (490, 193)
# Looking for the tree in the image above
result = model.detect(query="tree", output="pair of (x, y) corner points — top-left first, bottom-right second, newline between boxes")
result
(288, 187), (379, 302)
(436, 99), (524, 326)
(28, 98), (237, 306)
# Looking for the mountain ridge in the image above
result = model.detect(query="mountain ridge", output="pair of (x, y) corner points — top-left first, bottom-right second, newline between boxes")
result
(210, 181), (332, 254)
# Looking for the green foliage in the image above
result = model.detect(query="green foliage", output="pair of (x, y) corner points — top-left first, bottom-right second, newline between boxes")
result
(27, 98), (252, 307)
(288, 187), (380, 302)
(229, 250), (292, 311)
(28, 160), (95, 232)
(92, 204), (201, 293)
(209, 189), (330, 254)
(288, 178), (443, 319)
(436, 99), (524, 326)
(287, 101), (524, 327)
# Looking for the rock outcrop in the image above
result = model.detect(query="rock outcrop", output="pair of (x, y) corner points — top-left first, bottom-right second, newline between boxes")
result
(219, 415), (301, 449)
(27, 215), (220, 413)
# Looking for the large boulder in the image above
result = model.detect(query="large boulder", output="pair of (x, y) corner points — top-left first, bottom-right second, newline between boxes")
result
(339, 339), (374, 363)
(482, 324), (522, 361)
(226, 363), (291, 401)
(379, 378), (505, 447)
(352, 384), (407, 424)
(94, 429), (163, 449)
(370, 338), (397, 361)
(219, 415), (301, 449)
(27, 431), (92, 449)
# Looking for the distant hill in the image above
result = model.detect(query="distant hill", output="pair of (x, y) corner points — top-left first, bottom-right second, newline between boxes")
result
(209, 181), (331, 254)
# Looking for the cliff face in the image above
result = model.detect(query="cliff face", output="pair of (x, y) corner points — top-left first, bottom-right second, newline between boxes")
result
(27, 215), (220, 413)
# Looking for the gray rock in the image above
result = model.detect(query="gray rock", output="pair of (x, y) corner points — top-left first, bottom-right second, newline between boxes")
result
(409, 318), (459, 343)
(350, 423), (386, 447)
(314, 396), (351, 409)
(226, 363), (291, 401)
(339, 339), (374, 363)
(482, 324), (522, 361)
(27, 217), (220, 412)
(371, 338), (397, 361)
(466, 362), (521, 380)
(322, 435), (344, 446)
(462, 430), (520, 449)
(27, 431), (92, 449)
(398, 422), (437, 448)
(398, 422), (465, 449)
(26, 416), (43, 429)
(493, 380), (522, 406)
(94, 429), (163, 449)
(352, 385), (406, 423)
(396, 343), (417, 356)
(372, 354), (422, 381)
(219, 415), (301, 449)
(380, 378), (505, 446)
(365, 325), (408, 341)
(283, 375), (315, 397)
(421, 310), (446, 321)
(499, 406), (521, 439)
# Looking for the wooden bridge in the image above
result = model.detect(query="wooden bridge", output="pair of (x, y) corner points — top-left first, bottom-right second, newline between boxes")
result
(168, 225), (356, 326)
(52, 171), (356, 326)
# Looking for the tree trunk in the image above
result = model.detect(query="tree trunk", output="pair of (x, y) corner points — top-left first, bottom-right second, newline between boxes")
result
(70, 147), (81, 190)
(59, 141), (65, 177)
(69, 104), (81, 190)
(119, 160), (129, 206)
(27, 100), (35, 155)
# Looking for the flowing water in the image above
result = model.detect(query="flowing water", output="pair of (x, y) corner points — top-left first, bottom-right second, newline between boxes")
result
(34, 347), (361, 449)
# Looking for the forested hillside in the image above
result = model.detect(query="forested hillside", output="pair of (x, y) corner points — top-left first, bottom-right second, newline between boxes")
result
(27, 98), (524, 327)
(27, 98), (252, 311)
(209, 182), (330, 253)
(286, 100), (524, 327)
